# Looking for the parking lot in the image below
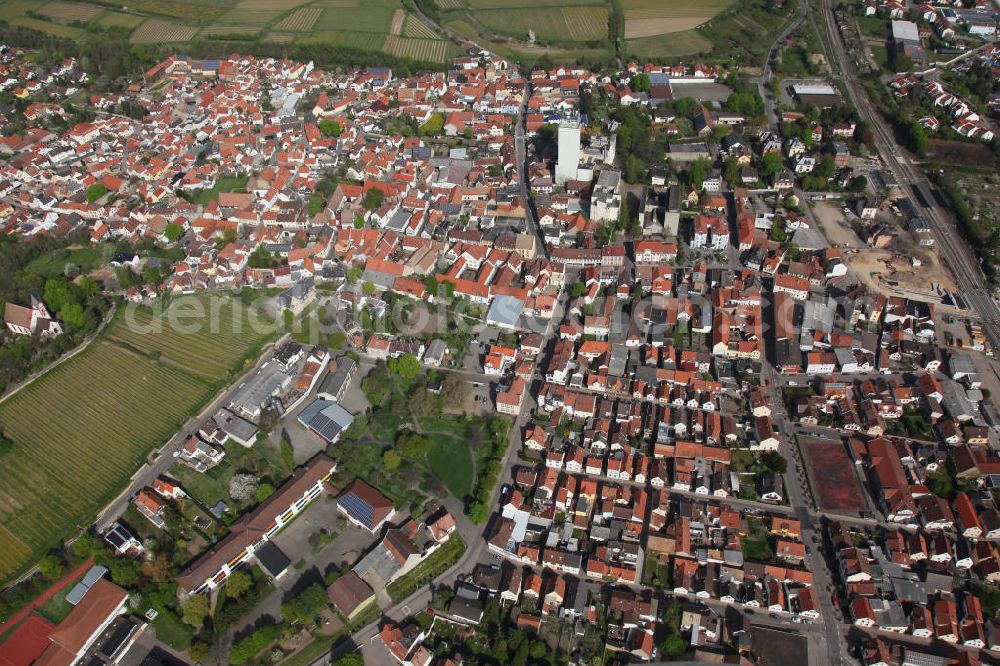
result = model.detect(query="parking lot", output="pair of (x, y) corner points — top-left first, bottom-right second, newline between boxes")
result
(269, 495), (376, 577)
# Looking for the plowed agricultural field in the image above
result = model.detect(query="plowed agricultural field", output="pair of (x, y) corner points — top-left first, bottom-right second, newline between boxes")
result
(0, 295), (276, 583)
(622, 0), (734, 39)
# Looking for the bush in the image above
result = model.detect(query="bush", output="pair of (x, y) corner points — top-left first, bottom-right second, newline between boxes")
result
(229, 623), (284, 665)
(280, 583), (328, 625)
(182, 595), (210, 626)
(37, 554), (64, 579)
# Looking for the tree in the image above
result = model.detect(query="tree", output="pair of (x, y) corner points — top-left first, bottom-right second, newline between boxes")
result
(660, 633), (687, 658)
(59, 303), (85, 329)
(362, 187), (385, 211)
(43, 278), (75, 313)
(71, 533), (99, 560)
(37, 554), (64, 579)
(332, 656), (364, 666)
(109, 558), (141, 586)
(468, 501), (489, 524)
(383, 449), (401, 471)
(318, 119), (342, 137)
(848, 175), (868, 192)
(255, 483), (275, 503)
(188, 643), (210, 663)
(226, 570), (253, 599)
(631, 73), (651, 92)
(688, 158), (710, 190)
(624, 154), (647, 184)
(281, 583), (328, 625)
(907, 121), (929, 158)
(770, 218), (787, 242)
(388, 352), (420, 378)
(230, 624), (283, 665)
(396, 431), (431, 458)
(78, 276), (100, 303)
(761, 451), (788, 474)
(85, 184), (108, 203)
(891, 53), (913, 72)
(164, 223), (184, 242)
(361, 281), (376, 296)
(674, 96), (698, 119)
(760, 151), (783, 179)
(182, 594), (210, 626)
(143, 553), (172, 584)
(818, 154), (836, 180)
(229, 473), (259, 501)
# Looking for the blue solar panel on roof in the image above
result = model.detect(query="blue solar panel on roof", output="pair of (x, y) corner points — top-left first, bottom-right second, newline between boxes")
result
(338, 493), (374, 527)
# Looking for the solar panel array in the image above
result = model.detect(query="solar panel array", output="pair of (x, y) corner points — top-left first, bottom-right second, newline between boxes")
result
(338, 492), (374, 527)
(307, 410), (344, 442)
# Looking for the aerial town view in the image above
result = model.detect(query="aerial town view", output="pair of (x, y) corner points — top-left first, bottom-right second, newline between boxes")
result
(0, 0), (998, 665)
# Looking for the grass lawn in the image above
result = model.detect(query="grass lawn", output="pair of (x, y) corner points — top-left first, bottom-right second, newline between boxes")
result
(189, 175), (248, 205)
(150, 610), (194, 651)
(427, 435), (474, 499)
(869, 43), (889, 71)
(741, 517), (774, 561)
(25, 245), (111, 279)
(386, 535), (465, 603)
(170, 440), (291, 516)
(857, 15), (888, 38)
(36, 581), (79, 624)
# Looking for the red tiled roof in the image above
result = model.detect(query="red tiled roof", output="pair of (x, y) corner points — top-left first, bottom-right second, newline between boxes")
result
(0, 614), (56, 666)
(44, 579), (127, 657)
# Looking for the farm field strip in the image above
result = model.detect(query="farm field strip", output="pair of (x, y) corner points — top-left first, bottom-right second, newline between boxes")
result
(264, 31), (296, 42)
(198, 25), (260, 36)
(39, 1), (103, 22)
(314, 1), (396, 33)
(236, 0), (305, 8)
(383, 36), (450, 63)
(0, 295), (276, 582)
(389, 8), (405, 36)
(562, 6), (608, 40)
(402, 14), (440, 39)
(466, 0), (604, 7)
(296, 30), (386, 50)
(114, 0), (227, 21)
(0, 340), (214, 581)
(473, 5), (607, 42)
(624, 30), (712, 58)
(273, 6), (322, 31)
(0, 1), (45, 20)
(215, 8), (283, 27)
(130, 19), (200, 43)
(95, 11), (145, 28)
(10, 16), (82, 38)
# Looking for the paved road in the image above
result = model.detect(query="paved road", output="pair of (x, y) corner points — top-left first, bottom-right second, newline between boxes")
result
(514, 82), (548, 259)
(815, 0), (1000, 354)
(760, 0), (809, 126)
(761, 357), (848, 666)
